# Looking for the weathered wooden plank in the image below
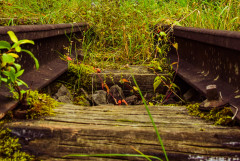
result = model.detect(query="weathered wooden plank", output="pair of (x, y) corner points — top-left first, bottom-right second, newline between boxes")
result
(6, 104), (240, 161)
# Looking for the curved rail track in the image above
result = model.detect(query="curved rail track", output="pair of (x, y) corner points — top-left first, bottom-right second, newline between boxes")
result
(0, 23), (240, 120)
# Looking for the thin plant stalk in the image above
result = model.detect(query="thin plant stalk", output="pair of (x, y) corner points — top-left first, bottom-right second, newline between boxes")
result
(131, 75), (169, 161)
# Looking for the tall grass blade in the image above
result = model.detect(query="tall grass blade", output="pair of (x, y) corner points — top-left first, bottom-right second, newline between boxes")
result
(130, 145), (152, 161)
(131, 75), (169, 161)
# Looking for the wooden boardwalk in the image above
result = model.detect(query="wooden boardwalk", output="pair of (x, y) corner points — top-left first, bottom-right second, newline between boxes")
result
(6, 104), (240, 161)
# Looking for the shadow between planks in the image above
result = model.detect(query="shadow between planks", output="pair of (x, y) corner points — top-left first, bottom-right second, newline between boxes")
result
(6, 104), (240, 161)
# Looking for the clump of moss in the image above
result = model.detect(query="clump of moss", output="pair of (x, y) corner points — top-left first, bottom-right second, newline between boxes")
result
(0, 122), (36, 161)
(12, 90), (59, 119)
(73, 94), (90, 106)
(1, 90), (58, 160)
(66, 63), (95, 91)
(186, 104), (237, 126)
(25, 90), (59, 119)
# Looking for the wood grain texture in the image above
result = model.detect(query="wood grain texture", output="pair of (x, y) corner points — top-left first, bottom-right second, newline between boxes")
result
(6, 104), (240, 161)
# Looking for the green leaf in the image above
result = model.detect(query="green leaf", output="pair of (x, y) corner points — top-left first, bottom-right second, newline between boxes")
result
(9, 66), (16, 73)
(14, 63), (21, 71)
(16, 81), (23, 86)
(149, 102), (154, 106)
(172, 43), (178, 50)
(0, 41), (11, 50)
(15, 69), (24, 78)
(160, 76), (167, 81)
(1, 78), (8, 83)
(12, 39), (34, 49)
(153, 76), (162, 92)
(2, 54), (15, 64)
(2, 67), (16, 83)
(7, 31), (18, 43)
(157, 66), (163, 72)
(15, 46), (21, 52)
(159, 32), (167, 37)
(18, 39), (34, 45)
(16, 79), (28, 87)
(20, 90), (27, 94)
(8, 53), (19, 58)
(6, 78), (11, 84)
(173, 21), (181, 26)
(21, 49), (39, 70)
(230, 17), (238, 24)
(2, 71), (10, 77)
(9, 67), (16, 82)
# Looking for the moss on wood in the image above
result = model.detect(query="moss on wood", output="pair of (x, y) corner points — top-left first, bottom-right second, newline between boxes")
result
(0, 122), (38, 161)
(186, 103), (237, 126)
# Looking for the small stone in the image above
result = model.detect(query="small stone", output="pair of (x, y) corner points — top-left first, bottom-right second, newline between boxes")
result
(135, 100), (144, 105)
(125, 95), (138, 105)
(92, 90), (107, 105)
(144, 93), (154, 101)
(57, 95), (72, 104)
(183, 89), (198, 101)
(108, 85), (125, 105)
(54, 85), (73, 103)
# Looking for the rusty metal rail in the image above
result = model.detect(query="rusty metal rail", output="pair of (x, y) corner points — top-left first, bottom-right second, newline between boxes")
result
(0, 23), (89, 115)
(166, 25), (240, 120)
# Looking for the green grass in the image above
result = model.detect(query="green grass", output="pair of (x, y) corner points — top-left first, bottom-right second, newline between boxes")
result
(1, 0), (239, 68)
(2, 0), (239, 31)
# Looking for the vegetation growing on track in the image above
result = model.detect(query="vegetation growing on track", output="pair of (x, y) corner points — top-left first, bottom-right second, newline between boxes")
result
(186, 103), (238, 126)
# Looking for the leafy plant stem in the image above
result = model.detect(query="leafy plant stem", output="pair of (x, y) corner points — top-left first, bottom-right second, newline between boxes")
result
(161, 41), (181, 104)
